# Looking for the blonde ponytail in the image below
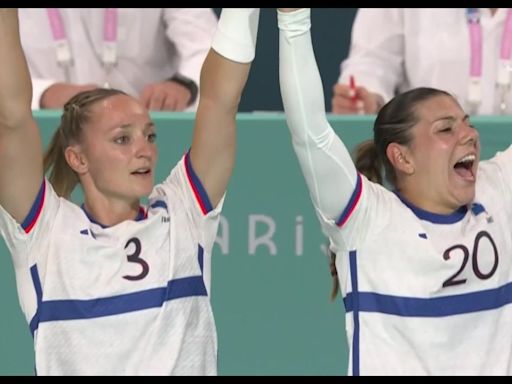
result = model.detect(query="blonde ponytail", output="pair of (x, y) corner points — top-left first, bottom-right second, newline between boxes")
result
(43, 129), (78, 199)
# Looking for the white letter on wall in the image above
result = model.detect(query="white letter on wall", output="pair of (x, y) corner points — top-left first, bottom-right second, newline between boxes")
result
(215, 215), (229, 255)
(295, 215), (303, 256)
(248, 214), (277, 255)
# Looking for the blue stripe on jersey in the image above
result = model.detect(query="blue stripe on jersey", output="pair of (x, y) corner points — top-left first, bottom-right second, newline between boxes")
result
(198, 244), (204, 274)
(150, 200), (168, 211)
(38, 275), (207, 324)
(184, 151), (213, 214)
(336, 173), (362, 227)
(349, 250), (360, 376)
(394, 191), (467, 224)
(29, 246), (208, 334)
(343, 281), (512, 317)
(21, 180), (46, 232)
(29, 265), (43, 337)
(471, 202), (486, 216)
(80, 205), (146, 228)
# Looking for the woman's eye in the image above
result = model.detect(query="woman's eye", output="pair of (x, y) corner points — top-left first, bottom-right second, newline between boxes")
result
(440, 127), (452, 133)
(114, 136), (129, 144)
(147, 133), (157, 143)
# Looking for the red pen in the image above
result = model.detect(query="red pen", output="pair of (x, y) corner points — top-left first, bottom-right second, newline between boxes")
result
(349, 75), (357, 103)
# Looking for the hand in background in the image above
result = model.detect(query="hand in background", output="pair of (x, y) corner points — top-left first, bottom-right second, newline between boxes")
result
(40, 83), (99, 109)
(139, 81), (191, 111)
(331, 83), (384, 114)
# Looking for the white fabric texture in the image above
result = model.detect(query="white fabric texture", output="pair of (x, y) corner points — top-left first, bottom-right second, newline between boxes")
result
(212, 8), (260, 63)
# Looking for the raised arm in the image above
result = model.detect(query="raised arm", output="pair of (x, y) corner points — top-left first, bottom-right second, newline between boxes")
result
(0, 9), (43, 223)
(189, 8), (259, 208)
(278, 8), (358, 222)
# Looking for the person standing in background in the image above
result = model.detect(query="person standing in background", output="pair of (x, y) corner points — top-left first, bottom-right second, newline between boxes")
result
(332, 8), (512, 116)
(19, 8), (217, 111)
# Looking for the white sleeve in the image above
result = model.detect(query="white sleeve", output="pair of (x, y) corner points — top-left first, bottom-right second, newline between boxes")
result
(162, 8), (218, 111)
(153, 154), (223, 295)
(30, 77), (57, 110)
(338, 8), (405, 104)
(153, 153), (223, 250)
(278, 8), (360, 225)
(211, 8), (260, 64)
(0, 179), (60, 268)
(162, 8), (217, 85)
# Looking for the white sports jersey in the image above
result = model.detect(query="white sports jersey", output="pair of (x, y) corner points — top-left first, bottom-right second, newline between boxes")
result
(0, 152), (222, 375)
(321, 151), (512, 375)
(278, 8), (512, 375)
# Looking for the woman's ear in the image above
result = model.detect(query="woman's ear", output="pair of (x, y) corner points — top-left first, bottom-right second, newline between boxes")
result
(386, 143), (415, 175)
(64, 145), (88, 175)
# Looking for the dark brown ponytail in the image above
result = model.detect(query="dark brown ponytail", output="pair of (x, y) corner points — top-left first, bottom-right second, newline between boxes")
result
(354, 139), (383, 185)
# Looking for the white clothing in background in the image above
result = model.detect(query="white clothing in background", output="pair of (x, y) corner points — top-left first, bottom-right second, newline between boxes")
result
(19, 8), (218, 111)
(339, 8), (512, 115)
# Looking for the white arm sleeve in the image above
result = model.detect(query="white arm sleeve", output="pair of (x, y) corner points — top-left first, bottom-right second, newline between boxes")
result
(31, 77), (57, 110)
(211, 8), (260, 64)
(278, 8), (358, 222)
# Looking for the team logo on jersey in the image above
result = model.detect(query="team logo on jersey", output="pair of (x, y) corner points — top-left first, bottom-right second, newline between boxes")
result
(79, 229), (97, 239)
(150, 200), (168, 212)
(471, 202), (493, 223)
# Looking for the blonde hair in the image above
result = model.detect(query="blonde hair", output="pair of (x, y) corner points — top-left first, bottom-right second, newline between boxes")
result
(43, 88), (127, 198)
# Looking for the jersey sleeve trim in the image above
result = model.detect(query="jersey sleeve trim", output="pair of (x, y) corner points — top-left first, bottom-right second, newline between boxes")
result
(183, 150), (213, 215)
(336, 173), (363, 227)
(21, 180), (46, 234)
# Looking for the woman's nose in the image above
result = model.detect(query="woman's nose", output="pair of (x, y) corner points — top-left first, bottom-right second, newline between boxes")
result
(460, 123), (479, 146)
(135, 136), (154, 158)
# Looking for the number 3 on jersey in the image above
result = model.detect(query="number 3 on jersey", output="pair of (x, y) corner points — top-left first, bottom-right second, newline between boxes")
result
(122, 237), (150, 281)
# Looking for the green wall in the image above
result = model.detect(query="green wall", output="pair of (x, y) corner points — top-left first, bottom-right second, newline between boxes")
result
(1, 112), (511, 375)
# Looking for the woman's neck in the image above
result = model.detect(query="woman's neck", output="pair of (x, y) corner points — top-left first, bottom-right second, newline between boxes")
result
(395, 185), (461, 216)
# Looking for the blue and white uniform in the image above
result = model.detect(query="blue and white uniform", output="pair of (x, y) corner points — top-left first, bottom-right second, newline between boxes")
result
(0, 153), (222, 375)
(279, 8), (512, 375)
